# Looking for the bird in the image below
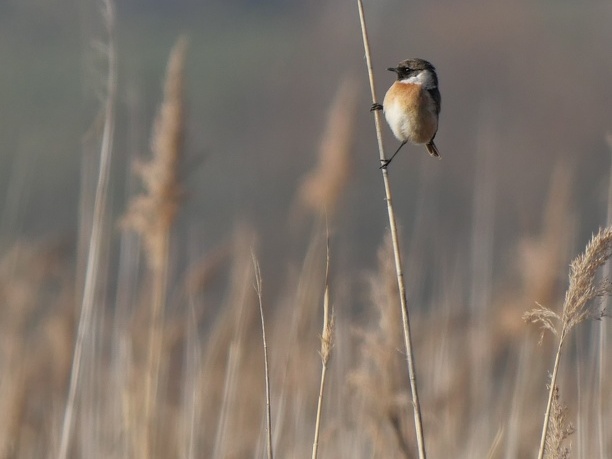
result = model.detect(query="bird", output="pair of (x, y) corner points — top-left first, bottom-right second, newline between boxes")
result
(372, 58), (441, 168)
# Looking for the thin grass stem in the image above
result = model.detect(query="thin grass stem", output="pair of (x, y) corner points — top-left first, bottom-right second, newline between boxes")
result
(312, 229), (334, 459)
(599, 133), (612, 459)
(252, 253), (273, 459)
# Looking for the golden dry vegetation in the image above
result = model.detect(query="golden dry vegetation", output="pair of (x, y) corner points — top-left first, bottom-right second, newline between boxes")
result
(1, 1), (612, 458)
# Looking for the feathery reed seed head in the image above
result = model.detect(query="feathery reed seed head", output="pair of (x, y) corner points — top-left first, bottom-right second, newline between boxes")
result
(544, 386), (574, 459)
(561, 226), (612, 330)
(122, 37), (188, 270)
(298, 77), (357, 216)
(523, 225), (612, 338)
(320, 313), (334, 365)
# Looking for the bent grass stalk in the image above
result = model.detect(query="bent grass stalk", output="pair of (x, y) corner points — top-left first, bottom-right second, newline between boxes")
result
(356, 2), (427, 458)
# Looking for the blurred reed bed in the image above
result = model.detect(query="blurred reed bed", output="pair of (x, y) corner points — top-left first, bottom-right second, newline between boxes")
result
(1, 19), (612, 459)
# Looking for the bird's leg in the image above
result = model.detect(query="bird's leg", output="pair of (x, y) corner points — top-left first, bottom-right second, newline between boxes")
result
(370, 103), (383, 112)
(380, 141), (407, 169)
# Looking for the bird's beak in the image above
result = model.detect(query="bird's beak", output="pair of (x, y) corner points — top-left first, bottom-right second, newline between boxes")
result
(387, 67), (400, 73)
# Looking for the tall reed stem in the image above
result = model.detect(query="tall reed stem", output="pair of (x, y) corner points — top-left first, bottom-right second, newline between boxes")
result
(356, 2), (427, 458)
(537, 330), (566, 459)
(143, 231), (170, 456)
(312, 231), (334, 459)
(253, 254), (273, 459)
(599, 133), (612, 459)
(57, 2), (116, 457)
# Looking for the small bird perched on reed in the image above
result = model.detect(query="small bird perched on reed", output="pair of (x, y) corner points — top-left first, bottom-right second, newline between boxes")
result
(372, 58), (441, 168)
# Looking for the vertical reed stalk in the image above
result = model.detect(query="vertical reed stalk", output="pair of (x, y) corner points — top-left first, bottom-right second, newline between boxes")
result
(599, 133), (612, 459)
(58, 2), (116, 458)
(536, 329), (566, 459)
(252, 254), (273, 459)
(312, 231), (334, 459)
(143, 231), (170, 456)
(356, 2), (427, 458)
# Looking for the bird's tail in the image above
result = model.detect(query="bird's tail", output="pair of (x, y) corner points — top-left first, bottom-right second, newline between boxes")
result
(426, 141), (440, 158)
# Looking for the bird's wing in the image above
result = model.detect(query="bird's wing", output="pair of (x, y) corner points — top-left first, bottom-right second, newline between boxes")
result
(427, 87), (441, 115)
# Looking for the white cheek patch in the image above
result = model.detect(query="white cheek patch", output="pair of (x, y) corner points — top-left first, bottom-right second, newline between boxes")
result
(400, 70), (435, 89)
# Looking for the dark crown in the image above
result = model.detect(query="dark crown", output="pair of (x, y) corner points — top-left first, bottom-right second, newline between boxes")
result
(388, 58), (437, 85)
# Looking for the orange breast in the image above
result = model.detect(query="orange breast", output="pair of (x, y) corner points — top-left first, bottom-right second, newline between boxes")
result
(383, 82), (438, 144)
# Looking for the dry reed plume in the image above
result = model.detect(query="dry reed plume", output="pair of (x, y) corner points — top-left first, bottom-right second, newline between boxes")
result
(524, 225), (612, 459)
(121, 36), (187, 457)
(544, 386), (574, 459)
(298, 77), (357, 217)
(122, 37), (187, 270)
